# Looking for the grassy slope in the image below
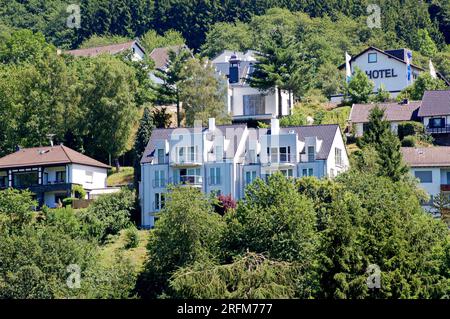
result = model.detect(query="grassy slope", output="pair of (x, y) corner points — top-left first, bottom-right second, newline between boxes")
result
(107, 166), (134, 186)
(99, 229), (149, 272)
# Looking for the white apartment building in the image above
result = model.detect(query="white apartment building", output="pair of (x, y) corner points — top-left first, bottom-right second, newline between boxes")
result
(401, 147), (450, 217)
(211, 50), (294, 122)
(0, 145), (112, 208)
(139, 118), (349, 228)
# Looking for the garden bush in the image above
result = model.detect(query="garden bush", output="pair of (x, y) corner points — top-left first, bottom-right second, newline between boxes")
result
(124, 226), (139, 249)
(401, 135), (416, 147)
(78, 188), (135, 242)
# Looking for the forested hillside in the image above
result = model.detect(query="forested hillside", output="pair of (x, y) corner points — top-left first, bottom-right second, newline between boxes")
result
(0, 0), (448, 51)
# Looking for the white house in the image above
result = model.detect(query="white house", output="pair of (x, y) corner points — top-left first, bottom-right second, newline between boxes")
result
(0, 145), (112, 208)
(401, 147), (450, 216)
(139, 118), (349, 228)
(211, 50), (294, 122)
(333, 47), (448, 102)
(349, 100), (421, 136)
(65, 40), (146, 61)
(418, 90), (450, 135)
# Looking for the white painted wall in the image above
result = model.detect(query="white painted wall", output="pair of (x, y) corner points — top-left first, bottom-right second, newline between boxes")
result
(229, 86), (292, 118)
(353, 121), (402, 137)
(351, 49), (421, 94)
(326, 128), (350, 177)
(69, 164), (108, 191)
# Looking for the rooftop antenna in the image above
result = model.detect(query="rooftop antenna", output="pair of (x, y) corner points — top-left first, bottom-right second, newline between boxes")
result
(46, 134), (55, 147)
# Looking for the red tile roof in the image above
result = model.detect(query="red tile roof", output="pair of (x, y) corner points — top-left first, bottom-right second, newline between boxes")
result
(0, 145), (110, 169)
(418, 90), (450, 117)
(401, 147), (450, 167)
(149, 45), (185, 69)
(349, 101), (421, 123)
(65, 41), (144, 57)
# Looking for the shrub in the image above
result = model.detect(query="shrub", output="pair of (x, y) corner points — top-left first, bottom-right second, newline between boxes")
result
(124, 226), (139, 249)
(72, 185), (87, 199)
(78, 188), (135, 242)
(214, 194), (237, 216)
(62, 197), (76, 207)
(398, 121), (425, 140)
(401, 135), (416, 147)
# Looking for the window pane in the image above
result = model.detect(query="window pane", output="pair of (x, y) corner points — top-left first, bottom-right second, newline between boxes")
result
(414, 171), (432, 183)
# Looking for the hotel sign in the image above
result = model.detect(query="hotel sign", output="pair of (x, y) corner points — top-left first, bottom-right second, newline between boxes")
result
(365, 69), (398, 79)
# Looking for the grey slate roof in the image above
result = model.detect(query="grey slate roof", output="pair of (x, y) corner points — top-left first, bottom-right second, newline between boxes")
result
(258, 124), (340, 160)
(401, 147), (450, 167)
(141, 124), (340, 163)
(349, 101), (421, 123)
(417, 90), (450, 117)
(140, 124), (247, 164)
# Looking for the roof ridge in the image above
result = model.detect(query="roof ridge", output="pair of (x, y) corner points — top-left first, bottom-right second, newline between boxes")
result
(59, 145), (73, 163)
(68, 40), (135, 52)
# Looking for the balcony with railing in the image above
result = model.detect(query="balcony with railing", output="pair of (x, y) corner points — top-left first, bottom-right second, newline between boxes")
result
(426, 125), (450, 134)
(170, 152), (202, 167)
(170, 175), (203, 186)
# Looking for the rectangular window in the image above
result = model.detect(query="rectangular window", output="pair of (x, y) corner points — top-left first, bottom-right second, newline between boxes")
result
(302, 168), (314, 177)
(243, 94), (265, 116)
(429, 118), (445, 128)
(56, 171), (66, 183)
(280, 147), (291, 163)
(248, 150), (256, 163)
(215, 146), (223, 161)
(85, 171), (93, 183)
(157, 149), (165, 164)
(414, 171), (433, 183)
(0, 175), (7, 188)
(447, 172), (450, 184)
(178, 147), (184, 162)
(308, 146), (315, 162)
(270, 147), (278, 163)
(280, 169), (293, 177)
(13, 172), (39, 188)
(154, 170), (165, 188)
(209, 167), (221, 185)
(368, 53), (377, 63)
(189, 146), (195, 162)
(245, 171), (257, 185)
(154, 193), (165, 210)
(335, 148), (343, 166)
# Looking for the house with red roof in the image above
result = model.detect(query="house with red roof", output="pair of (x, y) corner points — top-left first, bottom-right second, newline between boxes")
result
(0, 145), (114, 208)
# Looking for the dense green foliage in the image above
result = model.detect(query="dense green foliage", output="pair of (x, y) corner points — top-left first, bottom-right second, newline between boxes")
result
(1, 0), (448, 51)
(136, 171), (450, 299)
(355, 106), (408, 181)
(0, 189), (137, 298)
(78, 188), (135, 242)
(137, 186), (225, 298)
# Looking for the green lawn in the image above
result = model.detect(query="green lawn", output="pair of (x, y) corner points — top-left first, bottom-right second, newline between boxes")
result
(99, 229), (149, 271)
(107, 166), (134, 186)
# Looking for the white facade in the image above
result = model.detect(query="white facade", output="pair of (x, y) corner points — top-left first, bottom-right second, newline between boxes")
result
(408, 167), (450, 214)
(212, 50), (293, 121)
(353, 121), (402, 137)
(140, 118), (349, 228)
(332, 47), (423, 103)
(0, 163), (108, 208)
